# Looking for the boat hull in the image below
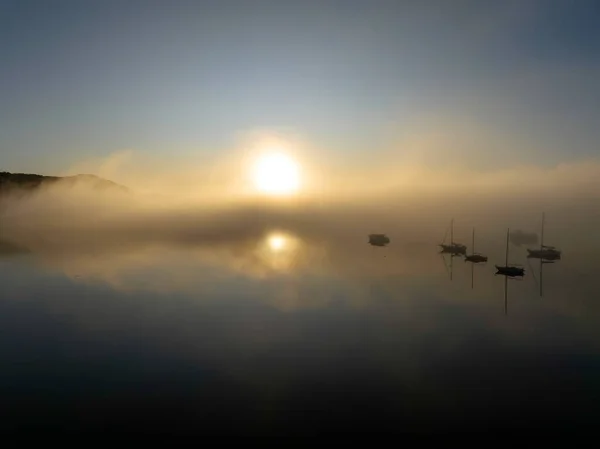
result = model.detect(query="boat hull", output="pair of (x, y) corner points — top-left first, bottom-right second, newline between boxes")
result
(527, 249), (561, 260)
(369, 234), (390, 246)
(440, 244), (467, 255)
(465, 254), (488, 263)
(495, 265), (525, 277)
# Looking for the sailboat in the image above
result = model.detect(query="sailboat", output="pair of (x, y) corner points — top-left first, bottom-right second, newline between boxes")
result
(464, 228), (488, 263)
(495, 228), (524, 315)
(527, 212), (561, 260)
(495, 228), (525, 277)
(464, 228), (487, 289)
(439, 219), (467, 255)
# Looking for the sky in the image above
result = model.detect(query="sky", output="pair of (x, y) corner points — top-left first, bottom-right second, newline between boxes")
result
(1, 0), (600, 177)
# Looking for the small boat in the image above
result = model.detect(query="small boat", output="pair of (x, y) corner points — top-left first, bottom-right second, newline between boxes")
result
(495, 228), (525, 315)
(464, 227), (488, 263)
(495, 228), (525, 277)
(527, 212), (561, 260)
(368, 233), (390, 247)
(464, 227), (487, 289)
(439, 219), (467, 255)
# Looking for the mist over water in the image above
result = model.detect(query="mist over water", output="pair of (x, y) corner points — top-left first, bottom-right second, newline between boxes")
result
(1, 162), (600, 435)
(3, 0), (600, 435)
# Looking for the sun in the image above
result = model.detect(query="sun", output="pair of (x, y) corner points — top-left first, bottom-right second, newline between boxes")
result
(268, 234), (286, 252)
(251, 152), (300, 195)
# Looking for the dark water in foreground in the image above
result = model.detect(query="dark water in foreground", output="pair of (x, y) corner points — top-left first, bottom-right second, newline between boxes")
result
(1, 229), (599, 436)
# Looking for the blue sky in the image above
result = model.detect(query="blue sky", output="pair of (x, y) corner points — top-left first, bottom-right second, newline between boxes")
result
(1, 0), (599, 174)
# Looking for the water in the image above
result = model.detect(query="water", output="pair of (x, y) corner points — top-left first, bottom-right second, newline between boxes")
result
(1, 200), (599, 435)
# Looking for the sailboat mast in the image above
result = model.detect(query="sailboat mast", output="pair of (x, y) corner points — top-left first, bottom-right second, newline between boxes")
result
(450, 219), (454, 244)
(472, 228), (475, 253)
(540, 212), (545, 249)
(505, 228), (509, 266)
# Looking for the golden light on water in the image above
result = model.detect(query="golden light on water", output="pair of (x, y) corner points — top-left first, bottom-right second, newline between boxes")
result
(260, 231), (301, 272)
(251, 152), (300, 196)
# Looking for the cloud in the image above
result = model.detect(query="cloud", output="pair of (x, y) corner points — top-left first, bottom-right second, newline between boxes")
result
(510, 230), (538, 247)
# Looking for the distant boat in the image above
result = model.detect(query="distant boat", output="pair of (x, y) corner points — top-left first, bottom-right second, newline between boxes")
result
(464, 227), (488, 263)
(464, 227), (487, 289)
(495, 228), (525, 315)
(527, 212), (561, 260)
(439, 219), (467, 255)
(527, 214), (561, 297)
(368, 233), (390, 247)
(495, 228), (525, 277)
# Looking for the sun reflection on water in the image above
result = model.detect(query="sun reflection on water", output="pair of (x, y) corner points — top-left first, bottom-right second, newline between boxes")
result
(260, 232), (301, 273)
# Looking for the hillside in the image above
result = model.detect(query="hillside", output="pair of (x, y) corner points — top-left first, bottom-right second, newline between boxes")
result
(0, 171), (129, 255)
(0, 171), (129, 194)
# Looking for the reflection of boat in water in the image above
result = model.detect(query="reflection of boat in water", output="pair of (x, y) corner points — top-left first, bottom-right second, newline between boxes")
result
(368, 233), (390, 247)
(439, 219), (467, 255)
(464, 228), (487, 288)
(533, 258), (557, 297)
(527, 212), (561, 260)
(495, 228), (525, 278)
(440, 250), (461, 281)
(529, 252), (560, 298)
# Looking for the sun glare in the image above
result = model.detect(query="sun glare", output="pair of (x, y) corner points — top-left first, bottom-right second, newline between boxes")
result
(251, 152), (300, 195)
(268, 234), (286, 252)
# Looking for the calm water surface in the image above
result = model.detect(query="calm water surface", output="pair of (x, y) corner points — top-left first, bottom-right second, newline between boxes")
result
(1, 220), (599, 435)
